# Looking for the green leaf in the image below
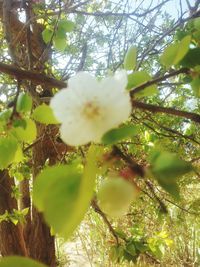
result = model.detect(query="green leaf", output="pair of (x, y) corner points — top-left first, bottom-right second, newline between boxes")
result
(124, 46), (137, 71)
(193, 18), (200, 30)
(160, 35), (191, 68)
(13, 145), (24, 163)
(33, 145), (99, 239)
(0, 256), (46, 267)
(127, 71), (158, 97)
(16, 93), (32, 113)
(58, 19), (75, 32)
(0, 109), (11, 131)
(102, 125), (139, 145)
(53, 37), (67, 51)
(0, 136), (18, 169)
(126, 241), (136, 256)
(32, 104), (59, 124)
(151, 151), (193, 182)
(56, 27), (66, 39)
(157, 180), (180, 200)
(191, 78), (200, 97)
(13, 118), (37, 143)
(150, 151), (192, 199)
(0, 109), (11, 123)
(42, 28), (53, 44)
(180, 47), (200, 67)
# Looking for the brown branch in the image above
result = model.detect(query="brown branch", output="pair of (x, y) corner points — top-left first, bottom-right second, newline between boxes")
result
(10, 79), (21, 120)
(130, 68), (189, 96)
(132, 100), (200, 123)
(91, 199), (119, 244)
(0, 62), (67, 88)
(67, 0), (170, 18)
(112, 145), (145, 177)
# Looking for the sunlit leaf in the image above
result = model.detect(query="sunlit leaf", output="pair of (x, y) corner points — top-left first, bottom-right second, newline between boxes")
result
(13, 118), (37, 143)
(0, 136), (18, 169)
(124, 46), (137, 71)
(191, 78), (200, 97)
(127, 71), (158, 97)
(0, 256), (46, 267)
(32, 104), (59, 124)
(42, 28), (53, 44)
(33, 145), (99, 239)
(160, 35), (191, 68)
(53, 37), (67, 51)
(102, 125), (139, 145)
(16, 93), (32, 113)
(58, 19), (75, 32)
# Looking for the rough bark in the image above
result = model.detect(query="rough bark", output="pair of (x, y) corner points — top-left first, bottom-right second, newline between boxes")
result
(0, 2), (57, 265)
(0, 170), (27, 256)
(28, 125), (57, 267)
(19, 179), (31, 251)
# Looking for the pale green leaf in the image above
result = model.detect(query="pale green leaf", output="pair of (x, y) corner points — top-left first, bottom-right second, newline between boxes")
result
(127, 71), (158, 97)
(124, 46), (137, 71)
(53, 37), (67, 51)
(33, 145), (99, 239)
(16, 93), (32, 113)
(58, 19), (75, 32)
(160, 35), (191, 68)
(0, 256), (46, 267)
(102, 125), (139, 145)
(0, 136), (18, 169)
(13, 118), (37, 143)
(32, 104), (59, 124)
(42, 28), (53, 44)
(13, 145), (24, 163)
(191, 78), (200, 97)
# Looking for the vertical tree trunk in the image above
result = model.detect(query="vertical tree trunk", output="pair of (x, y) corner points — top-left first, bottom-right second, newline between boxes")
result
(0, 2), (57, 265)
(0, 170), (27, 256)
(19, 179), (31, 254)
(28, 125), (56, 267)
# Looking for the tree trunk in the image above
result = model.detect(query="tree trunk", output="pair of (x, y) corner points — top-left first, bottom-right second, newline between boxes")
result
(28, 125), (56, 267)
(19, 179), (31, 254)
(0, 170), (27, 256)
(0, 2), (62, 265)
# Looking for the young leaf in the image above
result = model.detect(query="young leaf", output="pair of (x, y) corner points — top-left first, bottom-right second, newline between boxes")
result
(13, 118), (37, 143)
(151, 151), (193, 182)
(124, 46), (137, 71)
(0, 136), (18, 169)
(150, 151), (193, 199)
(53, 37), (67, 51)
(191, 78), (200, 97)
(33, 145), (99, 239)
(58, 19), (75, 32)
(127, 71), (158, 97)
(42, 28), (53, 44)
(180, 47), (200, 68)
(32, 104), (59, 124)
(16, 93), (32, 113)
(193, 18), (200, 30)
(0, 256), (46, 267)
(160, 35), (191, 68)
(102, 125), (138, 145)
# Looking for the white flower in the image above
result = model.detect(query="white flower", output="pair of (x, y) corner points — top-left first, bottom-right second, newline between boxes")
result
(50, 71), (132, 146)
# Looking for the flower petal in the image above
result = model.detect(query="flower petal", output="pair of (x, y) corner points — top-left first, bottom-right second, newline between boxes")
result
(60, 120), (93, 146)
(100, 70), (128, 93)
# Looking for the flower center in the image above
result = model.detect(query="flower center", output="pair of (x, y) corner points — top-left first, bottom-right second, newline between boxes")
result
(82, 101), (100, 119)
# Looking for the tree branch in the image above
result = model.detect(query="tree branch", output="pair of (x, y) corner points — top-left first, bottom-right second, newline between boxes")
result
(132, 100), (200, 123)
(0, 62), (66, 88)
(130, 68), (189, 96)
